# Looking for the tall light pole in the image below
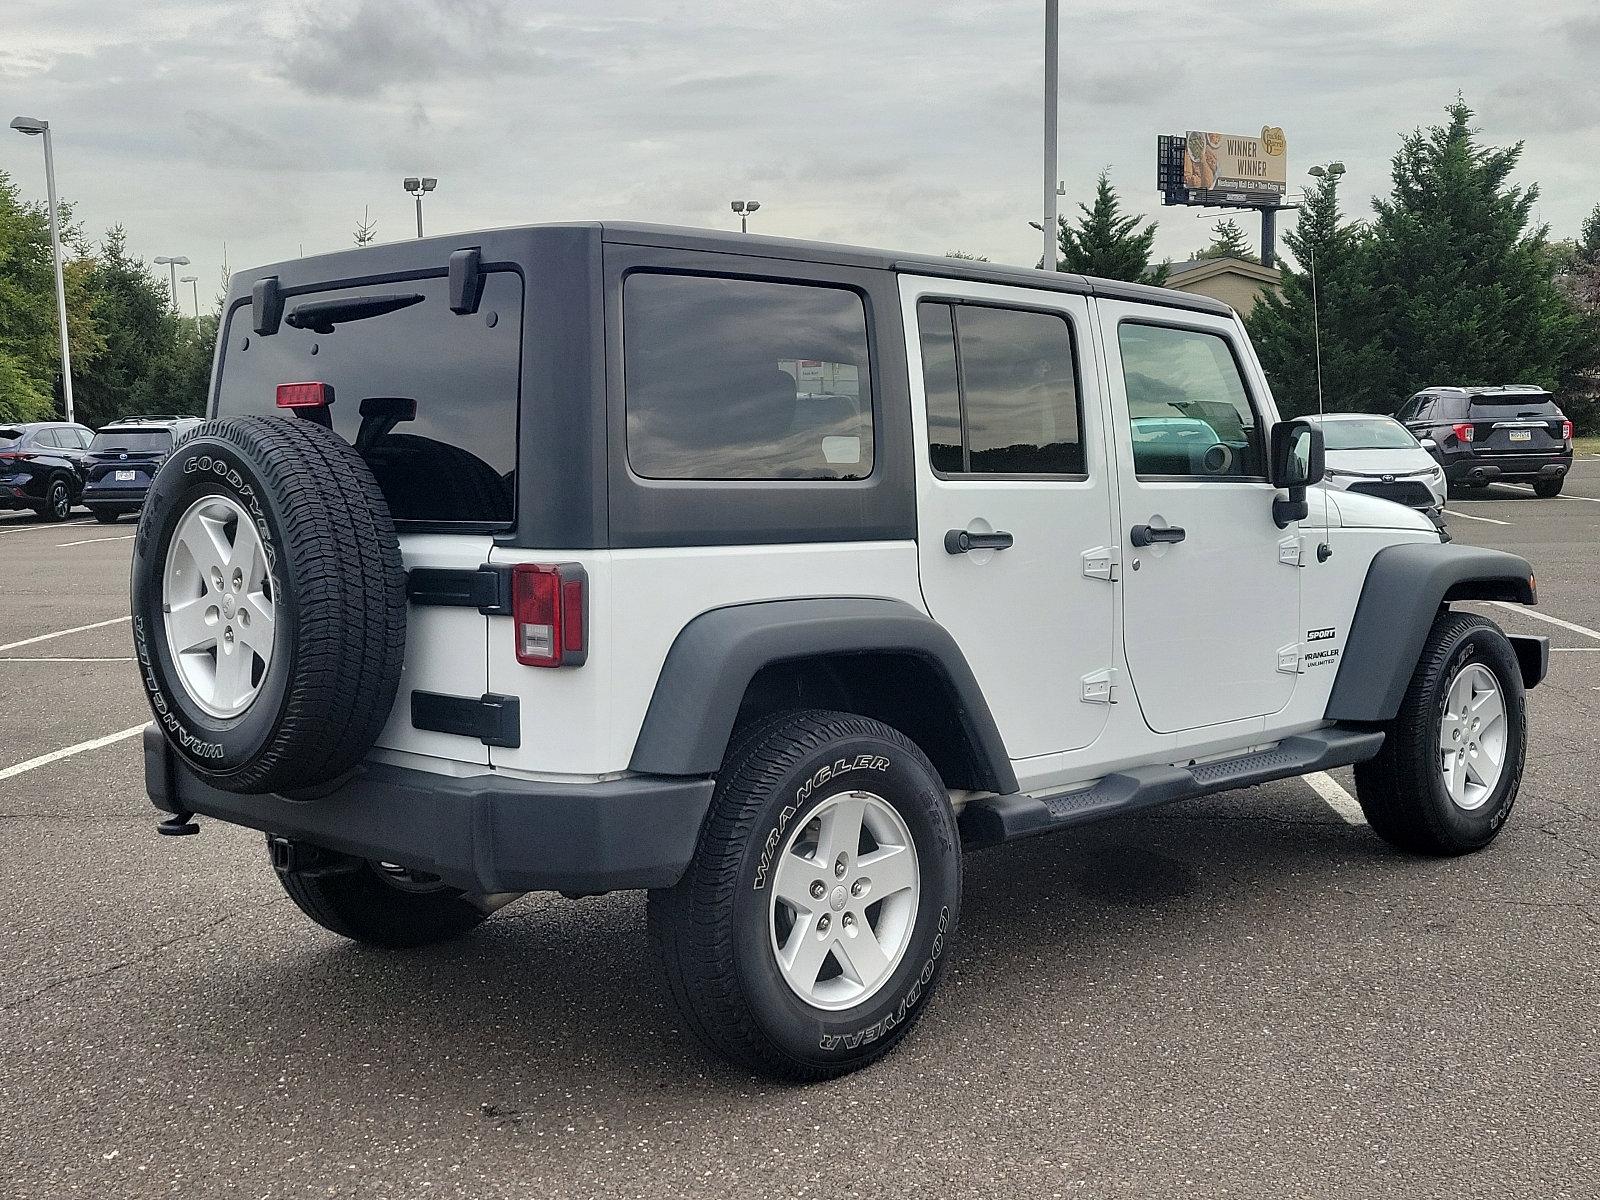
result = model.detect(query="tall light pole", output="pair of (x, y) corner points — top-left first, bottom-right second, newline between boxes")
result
(403, 176), (437, 237)
(1042, 0), (1060, 271)
(180, 275), (200, 323)
(9, 116), (75, 423)
(730, 199), (761, 233)
(154, 255), (190, 315)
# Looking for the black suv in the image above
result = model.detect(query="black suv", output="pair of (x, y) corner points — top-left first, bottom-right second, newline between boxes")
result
(0, 421), (96, 521)
(1399, 385), (1573, 497)
(80, 416), (203, 522)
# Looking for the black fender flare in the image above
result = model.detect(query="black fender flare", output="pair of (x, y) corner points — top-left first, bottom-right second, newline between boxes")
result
(627, 597), (1018, 794)
(1325, 542), (1538, 723)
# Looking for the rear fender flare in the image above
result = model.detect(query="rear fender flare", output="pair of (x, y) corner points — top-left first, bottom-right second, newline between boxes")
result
(628, 597), (1018, 794)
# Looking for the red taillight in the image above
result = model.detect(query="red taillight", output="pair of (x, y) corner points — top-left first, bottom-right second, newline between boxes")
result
(511, 563), (587, 667)
(1562, 420), (1573, 442)
(276, 381), (334, 409)
(1451, 422), (1473, 444)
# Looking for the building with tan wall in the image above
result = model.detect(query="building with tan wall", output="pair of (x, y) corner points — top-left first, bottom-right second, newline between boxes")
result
(1166, 257), (1283, 316)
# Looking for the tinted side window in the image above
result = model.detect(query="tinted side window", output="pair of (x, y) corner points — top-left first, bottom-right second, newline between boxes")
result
(624, 273), (873, 481)
(1117, 323), (1264, 479)
(36, 429), (64, 448)
(915, 302), (1084, 476)
(916, 302), (963, 474)
(216, 272), (521, 525)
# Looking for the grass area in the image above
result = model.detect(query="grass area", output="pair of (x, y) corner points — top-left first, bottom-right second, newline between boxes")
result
(1573, 435), (1600, 458)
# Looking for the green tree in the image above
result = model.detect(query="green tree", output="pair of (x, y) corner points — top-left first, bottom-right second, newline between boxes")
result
(1367, 98), (1586, 404)
(1194, 218), (1258, 263)
(1247, 173), (1390, 416)
(0, 348), (53, 423)
(0, 169), (72, 415)
(1053, 170), (1169, 284)
(1555, 204), (1600, 430)
(75, 227), (182, 427)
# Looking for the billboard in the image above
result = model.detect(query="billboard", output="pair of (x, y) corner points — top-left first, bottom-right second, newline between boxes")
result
(1157, 127), (1287, 208)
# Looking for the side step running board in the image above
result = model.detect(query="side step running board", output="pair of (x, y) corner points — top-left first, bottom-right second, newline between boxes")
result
(958, 727), (1384, 849)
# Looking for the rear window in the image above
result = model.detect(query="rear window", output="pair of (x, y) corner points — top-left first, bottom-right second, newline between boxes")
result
(1469, 392), (1558, 412)
(0, 428), (24, 448)
(92, 429), (174, 454)
(215, 271), (522, 525)
(622, 273), (873, 481)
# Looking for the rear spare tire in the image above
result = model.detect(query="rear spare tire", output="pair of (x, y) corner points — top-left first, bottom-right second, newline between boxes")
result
(131, 415), (406, 794)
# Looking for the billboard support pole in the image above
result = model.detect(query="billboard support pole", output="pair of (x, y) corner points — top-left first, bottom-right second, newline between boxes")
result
(1261, 206), (1277, 269)
(1043, 0), (1059, 271)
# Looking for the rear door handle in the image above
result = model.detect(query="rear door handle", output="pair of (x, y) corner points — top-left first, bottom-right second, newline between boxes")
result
(1129, 524), (1185, 547)
(945, 529), (1014, 554)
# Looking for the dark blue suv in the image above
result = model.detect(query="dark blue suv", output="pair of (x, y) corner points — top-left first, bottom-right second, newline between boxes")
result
(0, 421), (96, 521)
(80, 417), (203, 523)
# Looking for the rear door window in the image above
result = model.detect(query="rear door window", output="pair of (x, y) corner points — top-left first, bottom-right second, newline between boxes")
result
(622, 273), (873, 481)
(214, 271), (522, 526)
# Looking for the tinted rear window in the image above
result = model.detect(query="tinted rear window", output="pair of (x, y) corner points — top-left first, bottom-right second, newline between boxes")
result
(92, 430), (173, 454)
(215, 271), (522, 525)
(0, 428), (24, 448)
(623, 273), (873, 481)
(1470, 392), (1558, 412)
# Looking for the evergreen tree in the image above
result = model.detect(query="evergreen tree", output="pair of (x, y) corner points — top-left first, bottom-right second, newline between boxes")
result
(1555, 204), (1600, 430)
(75, 227), (182, 427)
(1247, 174), (1389, 416)
(1053, 171), (1168, 284)
(1194, 218), (1258, 263)
(1367, 98), (1585, 402)
(354, 206), (378, 246)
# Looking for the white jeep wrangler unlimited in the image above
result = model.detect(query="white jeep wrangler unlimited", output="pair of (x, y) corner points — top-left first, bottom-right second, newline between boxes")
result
(136, 224), (1547, 1080)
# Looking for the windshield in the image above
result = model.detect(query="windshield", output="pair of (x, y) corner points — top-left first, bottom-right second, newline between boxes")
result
(91, 429), (173, 454)
(1319, 418), (1417, 451)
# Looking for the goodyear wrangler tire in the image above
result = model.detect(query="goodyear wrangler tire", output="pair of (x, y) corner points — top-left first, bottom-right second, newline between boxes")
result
(130, 415), (406, 794)
(648, 710), (960, 1081)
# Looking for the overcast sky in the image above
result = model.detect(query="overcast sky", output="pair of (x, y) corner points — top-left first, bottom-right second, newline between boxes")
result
(4, 0), (1598, 306)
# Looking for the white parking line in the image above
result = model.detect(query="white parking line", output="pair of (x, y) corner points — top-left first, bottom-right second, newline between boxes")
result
(0, 519), (93, 537)
(1306, 771), (1364, 825)
(1502, 483), (1600, 504)
(1551, 647), (1600, 653)
(1488, 601), (1600, 642)
(0, 656), (134, 663)
(0, 724), (145, 783)
(0, 615), (131, 653)
(1443, 509), (1511, 525)
(56, 534), (135, 547)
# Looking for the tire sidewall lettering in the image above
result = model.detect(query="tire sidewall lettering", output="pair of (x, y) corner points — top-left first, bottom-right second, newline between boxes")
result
(753, 753), (891, 892)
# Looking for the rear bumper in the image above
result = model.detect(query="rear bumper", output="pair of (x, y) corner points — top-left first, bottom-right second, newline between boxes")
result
(82, 484), (149, 505)
(144, 725), (715, 894)
(1445, 454), (1570, 483)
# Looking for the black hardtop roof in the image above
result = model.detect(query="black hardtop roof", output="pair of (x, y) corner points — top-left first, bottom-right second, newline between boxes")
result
(230, 221), (1232, 318)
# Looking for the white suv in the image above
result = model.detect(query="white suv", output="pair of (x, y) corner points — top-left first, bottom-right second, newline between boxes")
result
(135, 224), (1547, 1080)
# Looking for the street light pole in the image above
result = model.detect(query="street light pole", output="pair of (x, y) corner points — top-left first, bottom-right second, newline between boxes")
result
(1043, 0), (1059, 271)
(10, 116), (75, 423)
(404, 177), (437, 237)
(1303, 162), (1347, 417)
(181, 275), (201, 323)
(730, 199), (761, 233)
(154, 255), (190, 315)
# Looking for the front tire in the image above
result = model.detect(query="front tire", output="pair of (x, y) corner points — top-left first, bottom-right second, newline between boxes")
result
(274, 847), (487, 948)
(649, 711), (960, 1080)
(1533, 477), (1564, 498)
(1354, 611), (1526, 855)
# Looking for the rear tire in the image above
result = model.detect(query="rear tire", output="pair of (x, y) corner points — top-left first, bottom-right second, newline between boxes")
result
(37, 478), (71, 522)
(1354, 611), (1525, 855)
(274, 847), (486, 949)
(1533, 477), (1564, 498)
(91, 508), (120, 524)
(649, 710), (960, 1081)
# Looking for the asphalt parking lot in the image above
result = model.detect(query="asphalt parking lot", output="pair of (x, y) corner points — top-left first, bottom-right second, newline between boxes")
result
(2, 472), (1597, 1200)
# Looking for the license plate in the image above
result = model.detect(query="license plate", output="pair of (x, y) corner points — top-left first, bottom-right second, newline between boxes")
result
(115, 470), (136, 481)
(1508, 430), (1532, 442)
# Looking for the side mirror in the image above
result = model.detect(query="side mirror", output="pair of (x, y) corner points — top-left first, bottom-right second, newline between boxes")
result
(1269, 420), (1324, 528)
(1420, 437), (1438, 451)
